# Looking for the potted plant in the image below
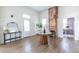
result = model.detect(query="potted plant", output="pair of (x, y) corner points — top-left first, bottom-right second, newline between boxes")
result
(36, 23), (42, 33)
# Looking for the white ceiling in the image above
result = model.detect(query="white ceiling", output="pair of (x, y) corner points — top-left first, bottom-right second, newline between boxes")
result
(29, 6), (49, 12)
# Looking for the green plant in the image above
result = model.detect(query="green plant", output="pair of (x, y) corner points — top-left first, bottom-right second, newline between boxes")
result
(36, 23), (42, 28)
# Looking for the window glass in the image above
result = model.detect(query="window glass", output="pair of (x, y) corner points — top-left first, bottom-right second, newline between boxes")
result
(22, 14), (31, 19)
(42, 18), (47, 27)
(24, 19), (30, 31)
(22, 14), (31, 31)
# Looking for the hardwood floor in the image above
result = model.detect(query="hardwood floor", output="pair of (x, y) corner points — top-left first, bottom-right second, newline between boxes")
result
(0, 35), (79, 53)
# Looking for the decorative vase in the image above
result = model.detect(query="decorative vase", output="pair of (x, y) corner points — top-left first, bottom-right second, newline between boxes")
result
(43, 28), (46, 33)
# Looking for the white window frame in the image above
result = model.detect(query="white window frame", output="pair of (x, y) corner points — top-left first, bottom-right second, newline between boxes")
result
(23, 14), (31, 32)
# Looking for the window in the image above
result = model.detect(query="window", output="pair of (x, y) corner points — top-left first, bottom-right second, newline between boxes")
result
(42, 18), (47, 27)
(22, 14), (30, 31)
(22, 14), (31, 19)
(24, 19), (30, 31)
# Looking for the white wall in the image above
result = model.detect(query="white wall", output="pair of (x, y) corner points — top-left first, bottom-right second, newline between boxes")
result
(0, 6), (39, 38)
(58, 6), (79, 39)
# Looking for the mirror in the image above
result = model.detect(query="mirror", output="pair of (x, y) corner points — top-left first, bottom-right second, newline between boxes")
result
(7, 22), (19, 32)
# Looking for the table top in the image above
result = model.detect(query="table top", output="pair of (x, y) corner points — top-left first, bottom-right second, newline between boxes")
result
(37, 33), (52, 36)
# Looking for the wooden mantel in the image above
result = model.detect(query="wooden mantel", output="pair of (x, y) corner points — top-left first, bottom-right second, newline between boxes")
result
(48, 6), (58, 32)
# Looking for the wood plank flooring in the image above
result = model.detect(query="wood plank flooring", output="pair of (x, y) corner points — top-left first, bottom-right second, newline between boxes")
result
(0, 35), (79, 53)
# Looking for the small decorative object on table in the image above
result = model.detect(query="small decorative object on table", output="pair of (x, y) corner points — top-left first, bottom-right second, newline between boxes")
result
(43, 27), (46, 33)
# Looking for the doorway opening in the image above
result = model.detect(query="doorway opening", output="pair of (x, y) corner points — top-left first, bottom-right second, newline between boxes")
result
(63, 17), (74, 39)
